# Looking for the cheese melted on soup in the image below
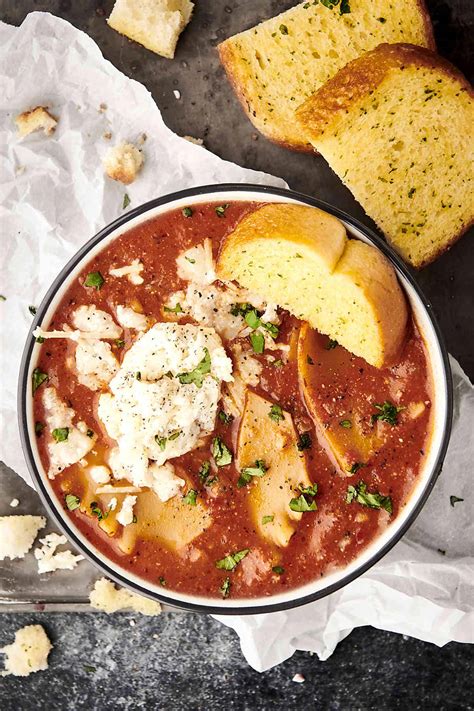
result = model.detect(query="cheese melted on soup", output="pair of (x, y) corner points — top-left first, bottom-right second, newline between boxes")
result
(32, 202), (434, 599)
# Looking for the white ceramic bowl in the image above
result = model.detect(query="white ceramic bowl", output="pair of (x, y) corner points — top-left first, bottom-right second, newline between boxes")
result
(18, 185), (453, 614)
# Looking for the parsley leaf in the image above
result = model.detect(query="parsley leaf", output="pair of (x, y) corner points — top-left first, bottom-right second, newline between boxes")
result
(249, 332), (265, 354)
(115, 339), (125, 348)
(86, 429), (94, 438)
(164, 303), (184, 314)
(218, 410), (234, 425)
(90, 501), (108, 521)
(84, 271), (104, 290)
(177, 348), (211, 388)
(279, 24), (289, 34)
(261, 321), (279, 339)
(450, 495), (464, 507)
(371, 401), (404, 426)
(32, 367), (48, 394)
(262, 515), (274, 525)
(52, 427), (69, 443)
(182, 207), (193, 218)
(183, 489), (198, 506)
(244, 309), (261, 330)
(237, 459), (268, 488)
(340, 419), (352, 428)
(155, 435), (167, 451)
(122, 193), (131, 209)
(28, 305), (37, 316)
(65, 494), (80, 511)
(35, 421), (45, 436)
(347, 462), (365, 475)
(212, 436), (233, 467)
(230, 302), (254, 318)
(325, 338), (338, 350)
(339, 0), (351, 14)
(289, 482), (318, 512)
(272, 565), (285, 575)
(159, 576), (167, 586)
(269, 404), (284, 422)
(346, 481), (393, 514)
(215, 549), (249, 571)
(198, 460), (214, 485)
(220, 577), (231, 598)
(215, 204), (229, 218)
(297, 432), (312, 451)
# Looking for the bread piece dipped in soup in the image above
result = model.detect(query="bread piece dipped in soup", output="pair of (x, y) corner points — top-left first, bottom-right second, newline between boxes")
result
(32, 201), (433, 600)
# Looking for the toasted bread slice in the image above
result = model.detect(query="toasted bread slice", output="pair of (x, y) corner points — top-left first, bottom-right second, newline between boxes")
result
(218, 0), (434, 151)
(296, 43), (474, 267)
(217, 204), (407, 368)
(107, 0), (194, 60)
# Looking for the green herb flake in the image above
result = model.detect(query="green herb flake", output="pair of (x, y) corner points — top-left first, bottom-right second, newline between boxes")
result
(135, 371), (141, 381)
(0, 295), (6, 301)
(450, 495), (464, 507)
(215, 204), (229, 218)
(177, 347), (211, 388)
(65, 493), (81, 511)
(289, 494), (317, 512)
(325, 339), (338, 350)
(279, 24), (289, 34)
(84, 665), (96, 674)
(249, 331), (265, 354)
(122, 193), (131, 209)
(339, 419), (352, 429)
(159, 576), (167, 586)
(238, 459), (268, 488)
(198, 460), (213, 484)
(307, 355), (314, 365)
(377, 16), (386, 22)
(185, 256), (196, 264)
(218, 410), (234, 425)
(272, 565), (285, 575)
(86, 429), (94, 438)
(371, 400), (404, 426)
(273, 359), (284, 368)
(84, 271), (104, 290)
(262, 515), (274, 525)
(339, 0), (351, 13)
(35, 421), (45, 435)
(182, 207), (193, 218)
(183, 489), (198, 506)
(347, 462), (365, 475)
(220, 577), (231, 599)
(268, 404), (284, 422)
(28, 305), (37, 316)
(244, 309), (261, 330)
(168, 430), (181, 441)
(230, 302), (254, 318)
(155, 436), (167, 451)
(132, 515), (137, 524)
(36, 336), (45, 344)
(90, 501), (108, 521)
(215, 549), (249, 571)
(32, 367), (48, 394)
(408, 187), (416, 198)
(115, 339), (125, 349)
(212, 436), (233, 467)
(262, 321), (279, 339)
(52, 427), (69, 443)
(297, 432), (312, 451)
(164, 303), (184, 314)
(346, 481), (393, 514)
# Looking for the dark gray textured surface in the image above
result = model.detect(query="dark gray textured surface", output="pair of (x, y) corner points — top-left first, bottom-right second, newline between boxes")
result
(0, 0), (473, 708)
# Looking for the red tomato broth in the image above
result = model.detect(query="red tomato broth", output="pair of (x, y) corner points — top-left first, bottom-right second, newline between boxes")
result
(32, 201), (434, 600)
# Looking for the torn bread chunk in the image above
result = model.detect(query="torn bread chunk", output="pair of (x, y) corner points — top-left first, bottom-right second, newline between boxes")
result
(107, 0), (194, 60)
(109, 259), (144, 285)
(42, 387), (97, 478)
(15, 106), (57, 137)
(103, 141), (144, 184)
(89, 577), (161, 615)
(1, 625), (52, 677)
(34, 533), (84, 574)
(0, 515), (46, 561)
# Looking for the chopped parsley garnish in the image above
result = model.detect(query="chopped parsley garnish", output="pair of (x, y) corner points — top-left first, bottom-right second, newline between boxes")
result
(261, 322), (279, 339)
(346, 481), (393, 514)
(34, 421), (45, 435)
(325, 339), (338, 350)
(168, 430), (181, 441)
(273, 359), (284, 368)
(198, 460), (214, 485)
(84, 271), (104, 290)
(297, 432), (312, 451)
(0, 295), (6, 301)
(65, 493), (80, 511)
(215, 549), (249, 571)
(132, 515), (137, 523)
(268, 404), (284, 422)
(155, 435), (167, 451)
(32, 367), (48, 394)
(159, 576), (167, 586)
(28, 305), (37, 316)
(185, 256), (196, 264)
(84, 665), (96, 674)
(244, 309), (261, 330)
(289, 483), (318, 512)
(218, 410), (234, 425)
(177, 348), (211, 388)
(230, 302), (254, 318)
(212, 436), (233, 467)
(122, 193), (131, 209)
(183, 489), (198, 506)
(90, 501), (108, 521)
(36, 336), (45, 343)
(220, 577), (231, 599)
(371, 401), (404, 426)
(164, 303), (184, 314)
(249, 331), (265, 354)
(320, 0), (350, 11)
(182, 207), (193, 218)
(135, 371), (141, 381)
(347, 462), (365, 475)
(279, 24), (289, 34)
(86, 429), (94, 438)
(52, 427), (69, 443)
(450, 495), (464, 507)
(339, 0), (351, 13)
(215, 204), (229, 218)
(339, 419), (352, 429)
(115, 339), (125, 348)
(272, 566), (285, 575)
(262, 515), (274, 525)
(237, 459), (268, 488)
(306, 355), (314, 365)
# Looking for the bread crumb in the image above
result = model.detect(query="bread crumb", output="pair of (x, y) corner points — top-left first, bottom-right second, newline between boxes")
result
(173, 89), (181, 100)
(1, 625), (52, 677)
(15, 106), (57, 137)
(292, 673), (305, 683)
(89, 577), (161, 616)
(103, 131), (112, 140)
(34, 532), (84, 574)
(99, 103), (107, 112)
(183, 135), (204, 146)
(103, 142), (144, 185)
(9, 499), (20, 508)
(0, 515), (46, 561)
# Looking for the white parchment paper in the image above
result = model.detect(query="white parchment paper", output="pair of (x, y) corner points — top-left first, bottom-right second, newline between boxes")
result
(0, 13), (472, 672)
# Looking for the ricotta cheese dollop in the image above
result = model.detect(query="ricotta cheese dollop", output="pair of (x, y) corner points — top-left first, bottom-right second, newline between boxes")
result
(98, 322), (233, 493)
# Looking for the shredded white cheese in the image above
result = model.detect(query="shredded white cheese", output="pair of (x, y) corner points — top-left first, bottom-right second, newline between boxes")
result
(147, 461), (185, 502)
(34, 532), (84, 574)
(1, 625), (52, 677)
(116, 495), (137, 526)
(116, 305), (148, 331)
(109, 259), (144, 285)
(89, 578), (161, 615)
(108, 497), (118, 511)
(75, 339), (118, 391)
(88, 465), (111, 485)
(9, 499), (20, 508)
(0, 515), (46, 561)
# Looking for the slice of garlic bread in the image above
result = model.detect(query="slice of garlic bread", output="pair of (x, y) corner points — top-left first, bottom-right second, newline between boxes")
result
(218, 0), (434, 151)
(217, 203), (407, 368)
(296, 43), (474, 267)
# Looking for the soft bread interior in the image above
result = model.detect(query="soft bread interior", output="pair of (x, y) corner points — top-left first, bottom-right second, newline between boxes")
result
(217, 204), (407, 368)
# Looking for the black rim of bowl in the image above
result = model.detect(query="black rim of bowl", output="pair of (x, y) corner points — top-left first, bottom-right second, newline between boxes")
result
(18, 183), (453, 615)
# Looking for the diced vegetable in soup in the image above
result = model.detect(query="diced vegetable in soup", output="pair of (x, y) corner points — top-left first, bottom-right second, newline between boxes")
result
(32, 202), (434, 599)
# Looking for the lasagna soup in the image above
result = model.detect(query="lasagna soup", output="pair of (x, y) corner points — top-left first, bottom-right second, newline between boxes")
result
(31, 201), (433, 600)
